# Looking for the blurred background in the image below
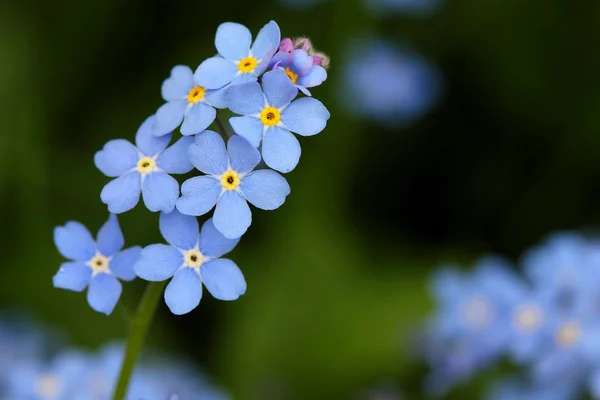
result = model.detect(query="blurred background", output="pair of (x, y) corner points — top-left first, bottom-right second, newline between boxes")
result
(2, 0), (600, 398)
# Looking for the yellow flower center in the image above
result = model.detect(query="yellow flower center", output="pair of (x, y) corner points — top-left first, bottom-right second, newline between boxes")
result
(556, 321), (580, 348)
(284, 68), (298, 84)
(87, 254), (110, 275)
(462, 297), (493, 328)
(36, 374), (62, 398)
(513, 305), (542, 332)
(238, 57), (258, 73)
(137, 157), (157, 174)
(260, 107), (281, 127)
(220, 169), (240, 191)
(184, 249), (204, 269)
(187, 86), (205, 103)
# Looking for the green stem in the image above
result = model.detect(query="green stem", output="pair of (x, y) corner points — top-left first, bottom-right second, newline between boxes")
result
(112, 281), (166, 400)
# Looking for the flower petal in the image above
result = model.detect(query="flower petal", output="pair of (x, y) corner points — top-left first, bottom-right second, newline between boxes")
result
(269, 51), (293, 69)
(87, 274), (122, 315)
(227, 135), (260, 173)
(297, 65), (327, 88)
(213, 191), (251, 239)
(194, 57), (238, 90)
(156, 136), (194, 174)
(155, 100), (187, 136)
(262, 70), (298, 108)
(262, 126), (301, 173)
(291, 49), (314, 76)
(53, 262), (91, 292)
(159, 209), (199, 250)
(226, 81), (265, 115)
(96, 214), (124, 257)
(204, 86), (228, 109)
(165, 268), (202, 315)
(241, 169), (290, 210)
(161, 65), (194, 101)
(109, 246), (141, 281)
(135, 115), (171, 156)
(141, 172), (179, 213)
(54, 221), (96, 261)
(181, 102), (216, 136)
(134, 244), (182, 281)
(251, 20), (281, 58)
(281, 97), (330, 136)
(176, 176), (221, 216)
(188, 130), (228, 175)
(94, 139), (138, 178)
(229, 116), (264, 148)
(215, 22), (251, 60)
(199, 218), (240, 258)
(100, 172), (142, 214)
(201, 258), (246, 301)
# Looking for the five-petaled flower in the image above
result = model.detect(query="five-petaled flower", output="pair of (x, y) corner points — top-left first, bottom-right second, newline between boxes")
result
(95, 115), (194, 214)
(133, 210), (246, 315)
(53, 214), (140, 315)
(176, 131), (291, 239)
(227, 70), (330, 173)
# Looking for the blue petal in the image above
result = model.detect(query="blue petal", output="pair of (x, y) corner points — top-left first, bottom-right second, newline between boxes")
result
(165, 268), (202, 315)
(199, 218), (240, 258)
(204, 86), (228, 109)
(96, 214), (124, 257)
(201, 258), (246, 301)
(159, 209), (199, 250)
(227, 135), (260, 173)
(135, 115), (171, 156)
(109, 246), (141, 281)
(251, 20), (281, 58)
(229, 116), (264, 147)
(134, 244), (182, 281)
(297, 65), (327, 88)
(181, 102), (216, 136)
(156, 136), (194, 174)
(94, 139), (138, 178)
(194, 57), (238, 90)
(226, 81), (264, 115)
(141, 172), (179, 213)
(269, 51), (292, 69)
(87, 273), (122, 315)
(262, 70), (298, 108)
(255, 47), (275, 76)
(188, 130), (228, 175)
(53, 262), (91, 292)
(176, 176), (221, 216)
(213, 191), (251, 239)
(291, 49), (314, 76)
(54, 221), (96, 261)
(100, 172), (142, 214)
(262, 126), (301, 173)
(155, 100), (187, 136)
(282, 97), (330, 136)
(161, 65), (194, 101)
(215, 22), (251, 60)
(241, 169), (290, 210)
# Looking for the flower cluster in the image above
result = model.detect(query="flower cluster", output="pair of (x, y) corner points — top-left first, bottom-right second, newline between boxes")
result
(53, 21), (330, 315)
(422, 233), (600, 399)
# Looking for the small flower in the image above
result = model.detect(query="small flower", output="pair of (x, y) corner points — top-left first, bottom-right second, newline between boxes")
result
(194, 21), (281, 90)
(270, 48), (328, 96)
(95, 115), (194, 214)
(155, 65), (227, 137)
(227, 70), (330, 173)
(176, 131), (291, 238)
(53, 214), (140, 315)
(133, 210), (245, 315)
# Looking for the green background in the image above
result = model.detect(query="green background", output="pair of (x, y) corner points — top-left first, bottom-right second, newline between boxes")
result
(2, 0), (600, 398)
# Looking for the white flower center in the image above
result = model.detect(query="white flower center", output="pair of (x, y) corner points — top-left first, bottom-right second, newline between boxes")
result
(184, 249), (204, 269)
(462, 297), (494, 328)
(36, 374), (62, 399)
(87, 254), (110, 275)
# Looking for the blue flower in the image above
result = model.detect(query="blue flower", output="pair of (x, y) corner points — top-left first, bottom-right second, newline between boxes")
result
(53, 214), (140, 315)
(227, 70), (330, 173)
(488, 379), (578, 400)
(195, 21), (281, 90)
(155, 65), (227, 136)
(270, 48), (327, 96)
(95, 115), (194, 214)
(176, 131), (291, 238)
(134, 210), (245, 315)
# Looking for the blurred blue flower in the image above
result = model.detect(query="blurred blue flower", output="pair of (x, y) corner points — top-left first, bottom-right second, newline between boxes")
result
(134, 210), (245, 315)
(487, 379), (579, 400)
(53, 214), (140, 315)
(227, 70), (330, 173)
(195, 21), (280, 90)
(176, 131), (291, 238)
(0, 318), (47, 380)
(95, 115), (194, 214)
(270, 48), (327, 95)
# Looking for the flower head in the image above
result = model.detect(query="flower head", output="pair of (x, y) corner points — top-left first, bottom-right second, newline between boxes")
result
(227, 70), (330, 173)
(176, 131), (291, 238)
(53, 214), (140, 315)
(133, 210), (245, 315)
(95, 115), (194, 214)
(270, 48), (328, 96)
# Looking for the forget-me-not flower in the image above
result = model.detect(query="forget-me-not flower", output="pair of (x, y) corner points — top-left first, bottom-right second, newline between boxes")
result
(95, 115), (194, 214)
(176, 131), (291, 238)
(134, 210), (245, 315)
(227, 70), (330, 173)
(53, 214), (140, 315)
(270, 48), (327, 96)
(195, 21), (281, 90)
